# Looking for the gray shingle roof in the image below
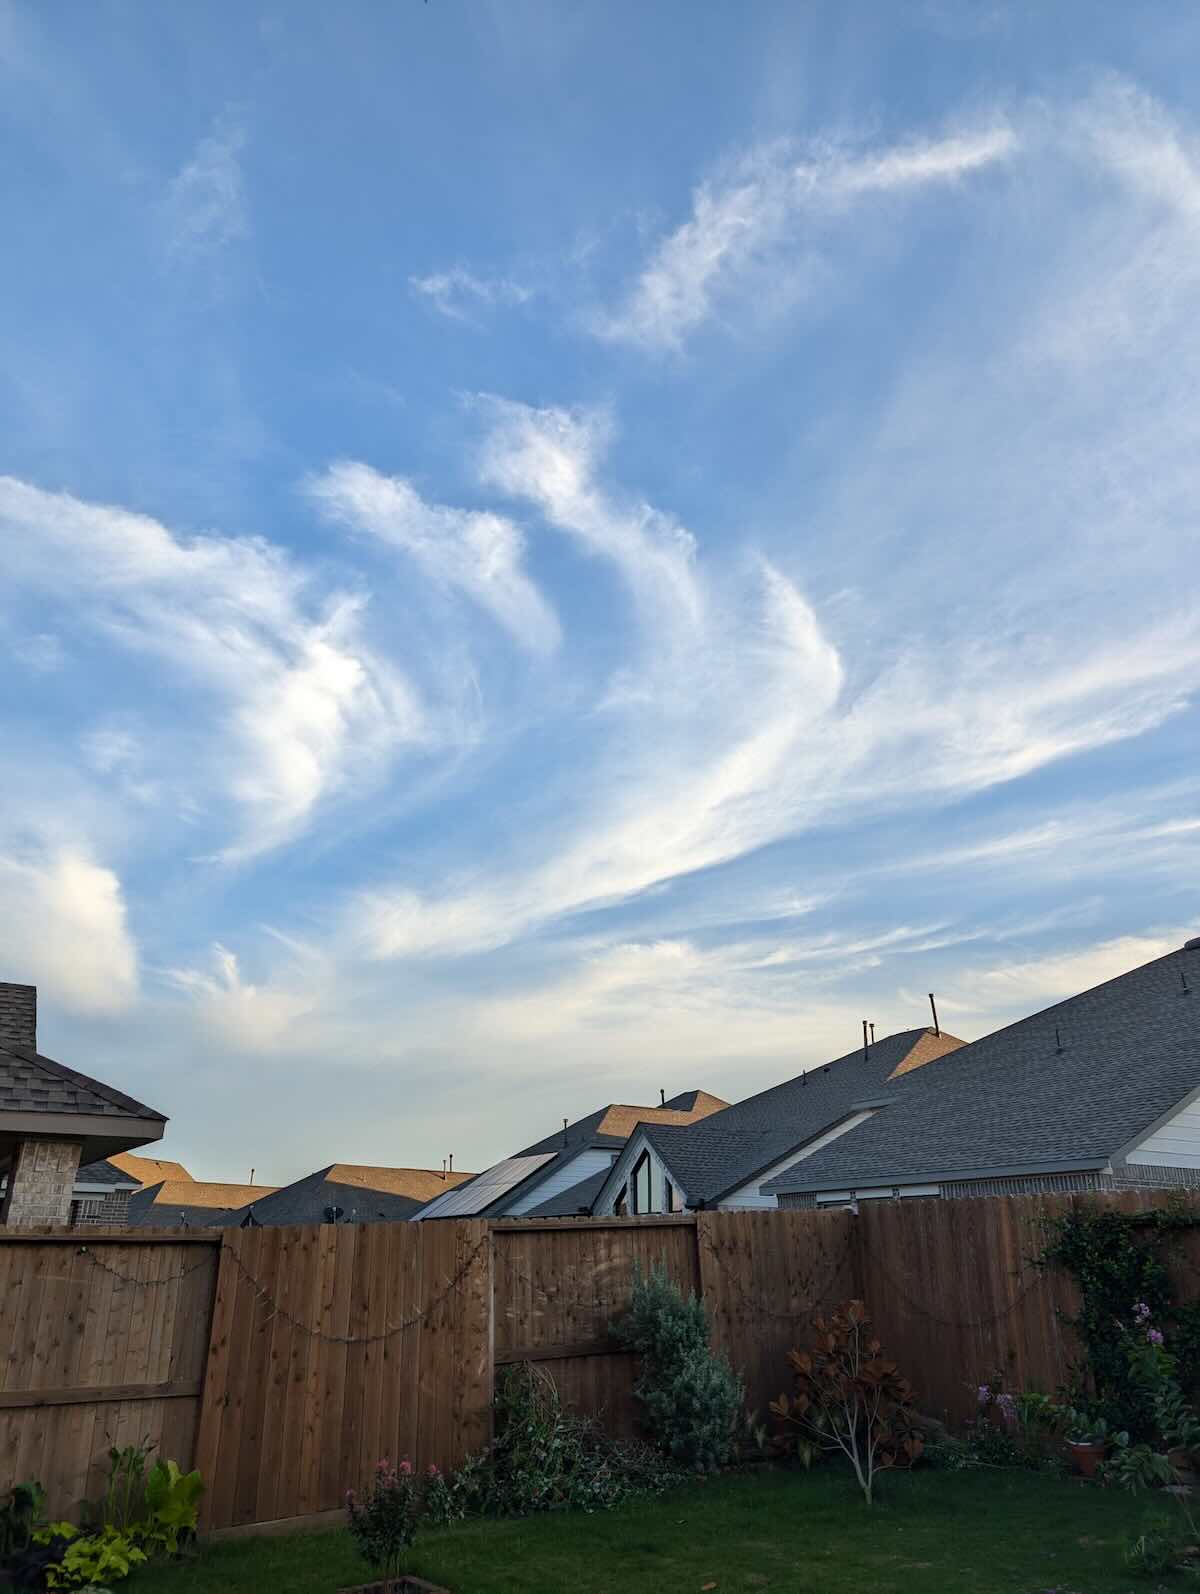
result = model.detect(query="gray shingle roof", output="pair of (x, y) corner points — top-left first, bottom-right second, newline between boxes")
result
(766, 941), (1200, 1194)
(76, 1158), (140, 1189)
(224, 1168), (427, 1227)
(0, 1042), (165, 1121)
(641, 1028), (963, 1203)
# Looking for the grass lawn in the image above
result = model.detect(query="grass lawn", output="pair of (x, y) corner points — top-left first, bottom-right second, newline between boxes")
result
(134, 1468), (1178, 1594)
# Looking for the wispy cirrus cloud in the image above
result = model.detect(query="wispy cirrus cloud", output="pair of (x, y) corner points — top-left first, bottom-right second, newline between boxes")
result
(0, 476), (421, 859)
(163, 113), (248, 257)
(596, 123), (1016, 351)
(308, 460), (561, 654)
(409, 265), (533, 322)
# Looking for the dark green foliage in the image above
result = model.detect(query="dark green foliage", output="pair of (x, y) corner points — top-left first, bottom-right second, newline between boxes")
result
(428, 1363), (686, 1520)
(610, 1263), (744, 1473)
(1038, 1200), (1200, 1436)
(0, 1483), (45, 1562)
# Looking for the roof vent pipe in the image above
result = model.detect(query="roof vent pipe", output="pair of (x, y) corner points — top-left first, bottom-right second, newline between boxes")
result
(660, 1088), (666, 1106)
(862, 1019), (870, 1060)
(562, 1117), (569, 1147)
(928, 993), (940, 1037)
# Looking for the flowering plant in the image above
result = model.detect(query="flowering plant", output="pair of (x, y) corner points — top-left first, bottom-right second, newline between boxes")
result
(345, 1459), (419, 1582)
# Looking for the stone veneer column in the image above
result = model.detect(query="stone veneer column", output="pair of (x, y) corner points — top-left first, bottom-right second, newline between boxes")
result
(0, 1138), (82, 1228)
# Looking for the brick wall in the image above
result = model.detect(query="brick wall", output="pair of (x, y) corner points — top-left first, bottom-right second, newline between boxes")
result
(70, 1189), (133, 1226)
(0, 1138), (82, 1227)
(777, 1162), (1200, 1208)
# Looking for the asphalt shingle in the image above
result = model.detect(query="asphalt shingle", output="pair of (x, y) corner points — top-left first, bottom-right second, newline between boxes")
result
(767, 941), (1200, 1193)
(639, 1028), (965, 1203)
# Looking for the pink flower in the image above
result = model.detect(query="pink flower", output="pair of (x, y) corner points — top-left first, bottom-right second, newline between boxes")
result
(427, 1464), (441, 1477)
(398, 1459), (413, 1475)
(377, 1458), (390, 1470)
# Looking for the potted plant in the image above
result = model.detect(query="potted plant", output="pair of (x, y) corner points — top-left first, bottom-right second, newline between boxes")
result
(1065, 1410), (1124, 1479)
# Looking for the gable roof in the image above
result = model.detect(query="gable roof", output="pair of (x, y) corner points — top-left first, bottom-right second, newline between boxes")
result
(75, 1158), (141, 1191)
(128, 1178), (276, 1227)
(766, 940), (1200, 1195)
(108, 1151), (193, 1185)
(421, 1089), (729, 1219)
(0, 1042), (165, 1121)
(632, 1028), (965, 1205)
(223, 1164), (475, 1227)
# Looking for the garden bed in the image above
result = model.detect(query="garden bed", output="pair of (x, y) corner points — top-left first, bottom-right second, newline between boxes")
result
(129, 1468), (1164, 1594)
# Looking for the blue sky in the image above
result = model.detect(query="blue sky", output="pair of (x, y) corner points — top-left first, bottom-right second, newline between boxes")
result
(2, 1), (1198, 1183)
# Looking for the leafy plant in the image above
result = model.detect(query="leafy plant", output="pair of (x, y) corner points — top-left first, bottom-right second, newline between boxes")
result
(1064, 1409), (1126, 1448)
(1153, 1375), (1200, 1459)
(0, 1481), (47, 1560)
(35, 1525), (146, 1590)
(134, 1460), (204, 1555)
(1101, 1442), (1175, 1493)
(96, 1443), (153, 1535)
(770, 1299), (923, 1505)
(423, 1364), (685, 1523)
(345, 1458), (420, 1584)
(1125, 1507), (1200, 1577)
(610, 1263), (743, 1473)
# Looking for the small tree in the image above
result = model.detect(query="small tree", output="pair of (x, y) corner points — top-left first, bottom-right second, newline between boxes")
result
(611, 1264), (743, 1473)
(346, 1459), (419, 1584)
(770, 1299), (922, 1505)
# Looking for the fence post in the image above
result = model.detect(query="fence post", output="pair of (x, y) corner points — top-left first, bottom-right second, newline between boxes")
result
(193, 1231), (240, 1528)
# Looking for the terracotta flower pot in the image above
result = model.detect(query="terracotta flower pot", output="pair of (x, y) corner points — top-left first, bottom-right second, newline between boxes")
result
(1068, 1440), (1106, 1478)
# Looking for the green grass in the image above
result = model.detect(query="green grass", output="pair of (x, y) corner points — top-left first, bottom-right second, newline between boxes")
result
(133, 1468), (1180, 1594)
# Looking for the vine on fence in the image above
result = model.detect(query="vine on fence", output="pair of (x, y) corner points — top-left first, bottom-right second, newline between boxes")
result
(1037, 1197), (1200, 1434)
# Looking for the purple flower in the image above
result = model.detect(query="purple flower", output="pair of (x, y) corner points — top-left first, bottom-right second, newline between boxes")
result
(977, 1384), (991, 1406)
(1134, 1302), (1152, 1323)
(1148, 1328), (1165, 1346)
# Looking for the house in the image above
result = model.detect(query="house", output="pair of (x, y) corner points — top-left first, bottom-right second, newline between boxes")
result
(415, 1090), (729, 1220)
(590, 1030), (964, 1216)
(224, 1163), (476, 1227)
(128, 1178), (279, 1229)
(765, 935), (1200, 1208)
(0, 981), (166, 1228)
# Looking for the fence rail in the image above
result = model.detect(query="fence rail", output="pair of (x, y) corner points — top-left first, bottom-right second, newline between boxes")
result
(2, 1191), (1194, 1532)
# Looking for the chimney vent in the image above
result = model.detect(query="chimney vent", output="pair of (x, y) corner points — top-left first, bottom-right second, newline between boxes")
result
(0, 982), (36, 1053)
(660, 1088), (666, 1106)
(928, 992), (940, 1037)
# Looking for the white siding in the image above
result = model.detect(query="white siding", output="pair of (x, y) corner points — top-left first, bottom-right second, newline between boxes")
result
(503, 1148), (617, 1215)
(1127, 1096), (1200, 1169)
(721, 1109), (879, 1210)
(593, 1133), (679, 1215)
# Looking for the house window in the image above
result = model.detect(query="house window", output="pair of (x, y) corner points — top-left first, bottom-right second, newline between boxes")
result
(669, 1181), (683, 1213)
(614, 1185), (628, 1217)
(632, 1151), (653, 1214)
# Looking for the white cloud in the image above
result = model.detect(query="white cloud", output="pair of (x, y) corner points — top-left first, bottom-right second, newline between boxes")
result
(409, 266), (533, 321)
(308, 460), (560, 653)
(0, 476), (422, 858)
(165, 942), (316, 1052)
(597, 123), (1015, 351)
(164, 116), (248, 258)
(164, 114), (248, 256)
(351, 379), (1200, 962)
(0, 848), (138, 1014)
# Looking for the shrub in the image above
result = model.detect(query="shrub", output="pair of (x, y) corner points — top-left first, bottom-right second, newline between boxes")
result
(610, 1264), (743, 1473)
(770, 1299), (922, 1505)
(346, 1458), (420, 1583)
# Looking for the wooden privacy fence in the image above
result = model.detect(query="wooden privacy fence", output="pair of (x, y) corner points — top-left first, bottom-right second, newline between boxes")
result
(4, 1192), (1200, 1534)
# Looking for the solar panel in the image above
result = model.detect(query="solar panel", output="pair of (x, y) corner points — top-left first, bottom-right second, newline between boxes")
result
(416, 1152), (556, 1219)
